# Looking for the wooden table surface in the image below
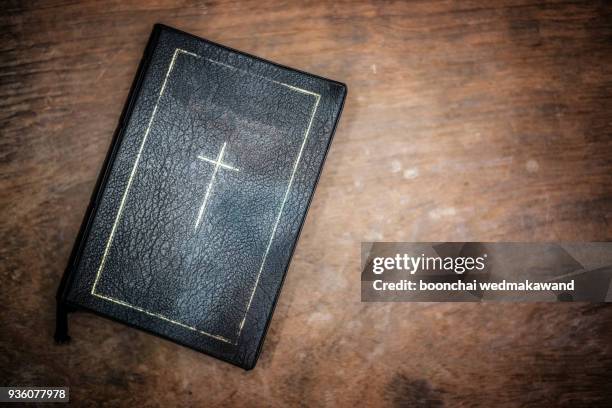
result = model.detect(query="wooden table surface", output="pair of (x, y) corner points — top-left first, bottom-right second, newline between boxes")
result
(1, 1), (611, 406)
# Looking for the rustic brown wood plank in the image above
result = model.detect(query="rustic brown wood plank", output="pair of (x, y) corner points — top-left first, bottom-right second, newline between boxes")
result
(1, 0), (611, 406)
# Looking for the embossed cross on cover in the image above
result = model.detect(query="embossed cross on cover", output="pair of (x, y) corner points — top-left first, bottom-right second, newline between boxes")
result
(56, 24), (346, 369)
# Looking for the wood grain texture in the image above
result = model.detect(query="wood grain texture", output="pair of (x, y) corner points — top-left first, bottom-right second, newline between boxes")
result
(1, 0), (611, 406)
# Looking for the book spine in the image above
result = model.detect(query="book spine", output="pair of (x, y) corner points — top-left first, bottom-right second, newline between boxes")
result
(54, 25), (162, 343)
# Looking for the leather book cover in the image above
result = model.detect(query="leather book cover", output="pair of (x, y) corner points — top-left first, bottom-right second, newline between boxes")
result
(56, 24), (347, 369)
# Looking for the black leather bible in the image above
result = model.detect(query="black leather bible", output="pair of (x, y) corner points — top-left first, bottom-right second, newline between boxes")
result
(55, 24), (346, 369)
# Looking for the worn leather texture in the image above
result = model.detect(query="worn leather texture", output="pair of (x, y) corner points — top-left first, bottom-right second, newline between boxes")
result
(60, 24), (346, 369)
